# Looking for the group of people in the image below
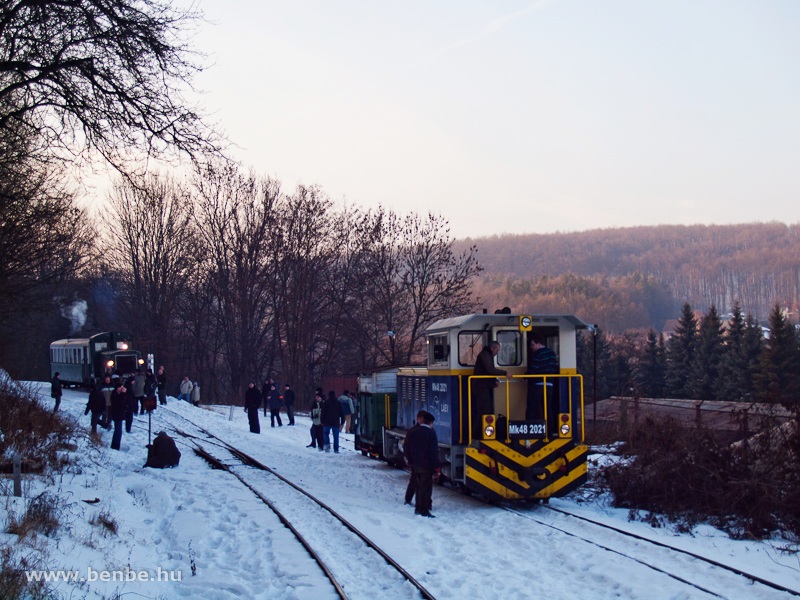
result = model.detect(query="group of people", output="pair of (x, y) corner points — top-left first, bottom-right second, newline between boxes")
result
(304, 389), (355, 453)
(244, 379), (297, 434)
(67, 364), (185, 453)
(178, 376), (201, 406)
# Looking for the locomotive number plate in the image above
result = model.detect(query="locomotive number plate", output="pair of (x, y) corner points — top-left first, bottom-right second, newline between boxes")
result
(508, 420), (547, 439)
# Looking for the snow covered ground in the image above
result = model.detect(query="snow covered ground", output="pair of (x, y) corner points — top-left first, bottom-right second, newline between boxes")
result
(3, 384), (800, 599)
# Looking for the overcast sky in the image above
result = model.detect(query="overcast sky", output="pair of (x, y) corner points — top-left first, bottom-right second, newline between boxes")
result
(186, 0), (800, 239)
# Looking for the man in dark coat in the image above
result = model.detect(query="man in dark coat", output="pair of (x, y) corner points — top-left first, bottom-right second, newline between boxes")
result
(526, 334), (560, 429)
(403, 411), (426, 505)
(50, 372), (63, 412)
(244, 382), (262, 433)
(265, 381), (283, 427)
(145, 431), (181, 468)
(109, 379), (127, 450)
(471, 341), (507, 440)
(283, 383), (296, 426)
(85, 384), (106, 434)
(124, 375), (137, 432)
(156, 365), (167, 405)
(321, 391), (344, 453)
(406, 411), (439, 517)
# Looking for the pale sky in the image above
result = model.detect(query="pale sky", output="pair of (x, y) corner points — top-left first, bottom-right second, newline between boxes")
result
(184, 0), (800, 239)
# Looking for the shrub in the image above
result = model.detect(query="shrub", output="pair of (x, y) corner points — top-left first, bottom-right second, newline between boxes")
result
(6, 492), (62, 540)
(597, 415), (800, 539)
(0, 377), (76, 471)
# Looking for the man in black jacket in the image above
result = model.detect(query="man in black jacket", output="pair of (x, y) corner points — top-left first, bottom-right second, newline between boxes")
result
(244, 382), (262, 434)
(405, 411), (439, 517)
(403, 411), (426, 505)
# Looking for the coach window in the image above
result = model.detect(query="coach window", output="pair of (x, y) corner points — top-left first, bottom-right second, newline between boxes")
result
(458, 331), (486, 367)
(496, 330), (522, 367)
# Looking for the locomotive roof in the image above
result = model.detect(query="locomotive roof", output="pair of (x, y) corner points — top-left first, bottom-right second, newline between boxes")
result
(425, 313), (590, 334)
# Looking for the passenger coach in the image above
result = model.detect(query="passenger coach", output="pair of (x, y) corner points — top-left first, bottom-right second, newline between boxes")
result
(356, 311), (590, 502)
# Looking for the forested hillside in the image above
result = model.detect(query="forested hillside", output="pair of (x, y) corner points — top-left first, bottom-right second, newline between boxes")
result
(461, 222), (800, 331)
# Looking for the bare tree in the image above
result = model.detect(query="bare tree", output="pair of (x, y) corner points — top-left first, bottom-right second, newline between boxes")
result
(0, 0), (222, 171)
(104, 172), (196, 363)
(348, 209), (481, 366)
(0, 121), (93, 326)
(192, 163), (280, 402)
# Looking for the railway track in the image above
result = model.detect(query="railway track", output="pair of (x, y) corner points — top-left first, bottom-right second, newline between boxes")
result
(167, 416), (436, 600)
(503, 503), (800, 599)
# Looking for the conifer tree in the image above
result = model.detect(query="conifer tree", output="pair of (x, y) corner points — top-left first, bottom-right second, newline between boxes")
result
(691, 305), (724, 400)
(665, 303), (698, 399)
(715, 302), (761, 401)
(757, 304), (800, 409)
(635, 328), (666, 398)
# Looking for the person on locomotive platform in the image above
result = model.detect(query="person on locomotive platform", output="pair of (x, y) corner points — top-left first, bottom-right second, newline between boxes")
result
(403, 410), (426, 506)
(50, 372), (63, 412)
(244, 382), (262, 434)
(85, 384), (106, 434)
(406, 411), (439, 518)
(471, 341), (507, 439)
(156, 365), (167, 405)
(526, 333), (560, 430)
(321, 391), (344, 453)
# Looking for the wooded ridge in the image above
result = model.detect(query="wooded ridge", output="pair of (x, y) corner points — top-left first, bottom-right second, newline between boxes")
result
(459, 222), (800, 332)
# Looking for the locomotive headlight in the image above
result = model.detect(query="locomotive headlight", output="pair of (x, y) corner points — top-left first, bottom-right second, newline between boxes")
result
(138, 358), (145, 365)
(560, 423), (571, 436)
(484, 425), (495, 437)
(106, 360), (114, 368)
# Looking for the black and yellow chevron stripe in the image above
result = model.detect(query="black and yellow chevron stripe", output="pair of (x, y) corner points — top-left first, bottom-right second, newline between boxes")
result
(465, 439), (588, 501)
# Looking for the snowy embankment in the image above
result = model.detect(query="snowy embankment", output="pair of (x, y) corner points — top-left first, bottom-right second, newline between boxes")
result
(2, 384), (799, 599)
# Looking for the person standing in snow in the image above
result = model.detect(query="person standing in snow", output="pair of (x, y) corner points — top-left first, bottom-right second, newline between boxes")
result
(338, 389), (354, 433)
(109, 378), (127, 450)
(50, 372), (63, 412)
(403, 410), (426, 506)
(191, 381), (201, 406)
(283, 383), (295, 426)
(179, 376), (193, 403)
(307, 391), (324, 450)
(265, 380), (282, 427)
(406, 411), (439, 518)
(321, 390), (344, 453)
(244, 382), (261, 434)
(156, 365), (167, 405)
(85, 383), (106, 434)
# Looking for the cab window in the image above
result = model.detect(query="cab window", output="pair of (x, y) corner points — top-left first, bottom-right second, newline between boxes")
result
(496, 330), (522, 367)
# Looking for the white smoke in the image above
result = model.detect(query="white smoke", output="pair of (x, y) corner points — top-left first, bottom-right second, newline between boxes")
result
(65, 300), (88, 334)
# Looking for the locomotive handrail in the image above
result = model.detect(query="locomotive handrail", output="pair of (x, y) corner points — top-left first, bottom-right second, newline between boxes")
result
(467, 373), (586, 444)
(466, 374), (510, 445)
(512, 373), (586, 443)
